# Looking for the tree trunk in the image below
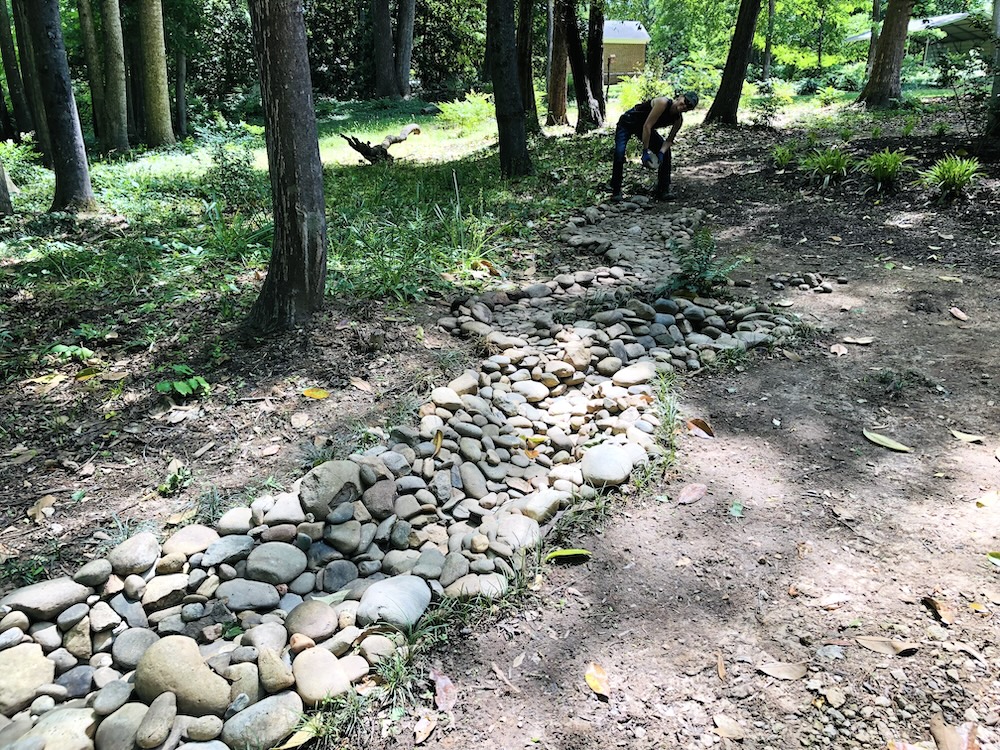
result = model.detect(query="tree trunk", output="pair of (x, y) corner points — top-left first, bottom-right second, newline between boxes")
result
(0, 80), (14, 140)
(704, 0), (761, 125)
(138, 0), (174, 145)
(516, 0), (540, 134)
(176, 49), (187, 138)
(125, 25), (142, 140)
(545, 0), (553, 87)
(24, 0), (96, 211)
(77, 0), (105, 139)
(560, 0), (601, 133)
(990, 0), (1000, 133)
(585, 0), (605, 120)
(866, 0), (881, 76)
(817, 6), (824, 69)
(487, 0), (532, 177)
(12, 0), (51, 159)
(0, 0), (31, 136)
(857, 0), (913, 108)
(546, 0), (568, 125)
(762, 0), (775, 79)
(245, 0), (328, 332)
(0, 160), (12, 214)
(395, 0), (415, 97)
(372, 0), (399, 99)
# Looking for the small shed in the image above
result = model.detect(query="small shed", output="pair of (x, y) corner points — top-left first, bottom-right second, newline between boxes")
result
(604, 20), (651, 84)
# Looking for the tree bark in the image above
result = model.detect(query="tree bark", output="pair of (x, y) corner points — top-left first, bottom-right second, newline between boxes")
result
(12, 0), (51, 159)
(866, 0), (881, 76)
(990, 0), (1000, 133)
(516, 0), (540, 134)
(704, 0), (762, 125)
(817, 5), (825, 68)
(857, 0), (913, 108)
(246, 0), (328, 332)
(395, 0), (415, 97)
(762, 0), (775, 79)
(585, 0), (605, 120)
(138, 0), (175, 145)
(560, 0), (601, 133)
(0, 160), (12, 214)
(77, 0), (106, 139)
(24, 0), (96, 211)
(176, 49), (187, 138)
(546, 0), (568, 125)
(487, 0), (532, 177)
(372, 0), (400, 99)
(0, 0), (31, 136)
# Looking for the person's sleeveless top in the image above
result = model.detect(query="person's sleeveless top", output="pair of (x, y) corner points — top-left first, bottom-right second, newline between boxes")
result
(623, 99), (679, 131)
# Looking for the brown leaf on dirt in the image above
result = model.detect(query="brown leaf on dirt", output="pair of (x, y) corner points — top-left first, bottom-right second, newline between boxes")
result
(830, 343), (849, 357)
(254, 445), (280, 458)
(757, 662), (807, 680)
(817, 592), (850, 610)
(950, 429), (984, 443)
(713, 714), (745, 739)
(921, 596), (956, 625)
(512, 652), (525, 669)
(79, 462), (96, 477)
(863, 429), (913, 453)
(349, 377), (373, 393)
(949, 307), (969, 321)
(8, 448), (38, 466)
(413, 713), (437, 745)
(290, 412), (311, 429)
(929, 713), (980, 750)
(842, 336), (875, 345)
(166, 507), (197, 526)
(677, 483), (708, 505)
(27, 495), (56, 523)
(428, 667), (457, 713)
(432, 430), (443, 458)
(782, 349), (803, 362)
(716, 651), (726, 681)
(855, 636), (919, 656)
(491, 662), (520, 694)
(272, 729), (316, 750)
(585, 662), (610, 699)
(687, 418), (715, 439)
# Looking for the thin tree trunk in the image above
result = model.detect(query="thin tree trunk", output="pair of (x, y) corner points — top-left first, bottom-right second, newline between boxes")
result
(138, 0), (174, 145)
(561, 0), (601, 133)
(817, 6), (824, 69)
(546, 0), (553, 88)
(24, 0), (96, 211)
(704, 0), (762, 125)
(0, 79), (13, 140)
(395, 0), (415, 97)
(585, 0), (605, 120)
(125, 27), (142, 140)
(101, 0), (129, 152)
(77, 0), (106, 139)
(762, 0), (775, 79)
(487, 0), (532, 177)
(516, 0), (540, 134)
(0, 160), (12, 214)
(246, 0), (328, 332)
(372, 0), (399, 99)
(546, 0), (568, 125)
(176, 49), (187, 138)
(990, 0), (1000, 133)
(0, 0), (31, 136)
(857, 0), (914, 108)
(12, 0), (51, 159)
(866, 0), (881, 76)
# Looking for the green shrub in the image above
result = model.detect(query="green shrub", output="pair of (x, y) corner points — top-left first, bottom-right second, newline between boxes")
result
(901, 115), (918, 137)
(0, 135), (46, 186)
(659, 228), (747, 296)
(932, 122), (949, 137)
(200, 124), (268, 212)
(438, 91), (494, 135)
(771, 144), (796, 168)
(828, 61), (867, 92)
(917, 155), (982, 201)
(817, 86), (839, 107)
(748, 79), (792, 127)
(795, 77), (822, 95)
(800, 147), (852, 188)
(618, 64), (671, 111)
(859, 148), (913, 193)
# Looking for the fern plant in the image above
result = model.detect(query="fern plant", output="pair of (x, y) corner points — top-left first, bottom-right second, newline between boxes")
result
(859, 148), (913, 193)
(817, 86), (839, 106)
(917, 155), (982, 201)
(800, 147), (852, 189)
(659, 229), (748, 296)
(771, 144), (796, 168)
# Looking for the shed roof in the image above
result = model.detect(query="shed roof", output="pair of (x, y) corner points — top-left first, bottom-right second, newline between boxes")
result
(604, 20), (651, 44)
(845, 12), (993, 55)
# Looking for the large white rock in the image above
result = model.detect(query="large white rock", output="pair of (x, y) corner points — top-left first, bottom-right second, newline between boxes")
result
(612, 360), (657, 387)
(107, 533), (160, 576)
(221, 692), (302, 749)
(0, 578), (92, 620)
(0, 643), (55, 717)
(356, 576), (430, 628)
(292, 649), (351, 706)
(19, 707), (97, 750)
(135, 636), (230, 717)
(581, 444), (635, 487)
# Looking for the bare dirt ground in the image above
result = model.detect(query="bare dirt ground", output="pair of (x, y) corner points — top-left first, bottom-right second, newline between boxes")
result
(3, 121), (1000, 749)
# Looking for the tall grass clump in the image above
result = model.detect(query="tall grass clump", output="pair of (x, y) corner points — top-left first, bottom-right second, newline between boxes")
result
(438, 91), (495, 135)
(917, 154), (981, 201)
(859, 148), (912, 193)
(800, 147), (852, 188)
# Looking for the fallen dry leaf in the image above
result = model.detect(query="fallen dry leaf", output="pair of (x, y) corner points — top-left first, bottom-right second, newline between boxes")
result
(349, 377), (373, 393)
(782, 349), (803, 362)
(677, 483), (708, 505)
(585, 662), (610, 699)
(713, 714), (745, 739)
(855, 636), (919, 656)
(817, 592), (850, 610)
(716, 651), (726, 681)
(949, 307), (969, 321)
(863, 429), (913, 453)
(413, 713), (437, 745)
(165, 507), (197, 526)
(27, 495), (56, 523)
(758, 662), (808, 680)
(977, 490), (999, 508)
(929, 713), (980, 750)
(302, 387), (329, 399)
(272, 729), (317, 750)
(842, 336), (875, 345)
(687, 418), (715, 439)
(512, 652), (525, 669)
(255, 445), (280, 458)
(491, 662), (520, 694)
(830, 343), (849, 357)
(432, 430), (443, 458)
(290, 412), (311, 429)
(921, 596), (956, 625)
(950, 429), (984, 444)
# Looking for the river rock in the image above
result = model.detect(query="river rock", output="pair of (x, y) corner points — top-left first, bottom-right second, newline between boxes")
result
(135, 636), (230, 717)
(141, 574), (189, 611)
(111, 628), (160, 671)
(135, 692), (176, 749)
(95, 703), (147, 750)
(201, 536), (254, 568)
(257, 648), (294, 693)
(292, 648), (351, 705)
(298, 460), (362, 519)
(612, 360), (657, 386)
(213, 580), (279, 611)
(161, 525), (220, 557)
(107, 533), (160, 577)
(244, 543), (307, 585)
(581, 443), (635, 487)
(284, 600), (338, 642)
(73, 560), (112, 588)
(356, 576), (430, 628)
(0, 578), (92, 621)
(0, 643), (55, 716)
(19, 707), (97, 750)
(92, 681), (134, 717)
(220, 691), (302, 750)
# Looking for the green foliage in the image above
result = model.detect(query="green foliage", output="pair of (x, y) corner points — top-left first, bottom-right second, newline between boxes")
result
(0, 135), (46, 186)
(660, 228), (747, 297)
(800, 147), (852, 188)
(748, 79), (792, 127)
(670, 50), (722, 97)
(771, 143), (797, 168)
(156, 364), (211, 398)
(917, 154), (982, 201)
(200, 125), (268, 211)
(859, 148), (913, 193)
(411, 0), (485, 97)
(817, 86), (840, 107)
(618, 63), (672, 111)
(437, 91), (495, 134)
(186, 0), (258, 121)
(158, 464), (193, 497)
(932, 122), (949, 137)
(901, 114), (918, 137)
(49, 343), (95, 362)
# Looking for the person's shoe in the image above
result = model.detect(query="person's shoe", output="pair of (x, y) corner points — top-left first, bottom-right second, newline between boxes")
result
(609, 192), (624, 203)
(653, 190), (676, 202)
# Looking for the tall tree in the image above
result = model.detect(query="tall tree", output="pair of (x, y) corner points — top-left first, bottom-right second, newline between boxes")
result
(560, 0), (602, 132)
(762, 0), (775, 79)
(0, 160), (12, 214)
(585, 0), (605, 120)
(991, 0), (1000, 134)
(0, 0), (31, 136)
(866, 0), (881, 76)
(12, 0), (52, 159)
(24, 0), (96, 211)
(487, 0), (532, 177)
(704, 0), (762, 125)
(857, 0), (913, 108)
(516, 0), (540, 134)
(77, 0), (106, 139)
(138, 0), (175, 145)
(245, 0), (328, 331)
(546, 0), (569, 125)
(396, 0), (416, 97)
(372, 0), (399, 98)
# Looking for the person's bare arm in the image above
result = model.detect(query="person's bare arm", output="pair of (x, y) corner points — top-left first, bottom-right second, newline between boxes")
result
(661, 116), (684, 155)
(641, 97), (668, 150)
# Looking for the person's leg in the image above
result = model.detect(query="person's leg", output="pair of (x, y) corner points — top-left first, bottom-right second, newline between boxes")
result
(647, 131), (672, 198)
(609, 121), (631, 196)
